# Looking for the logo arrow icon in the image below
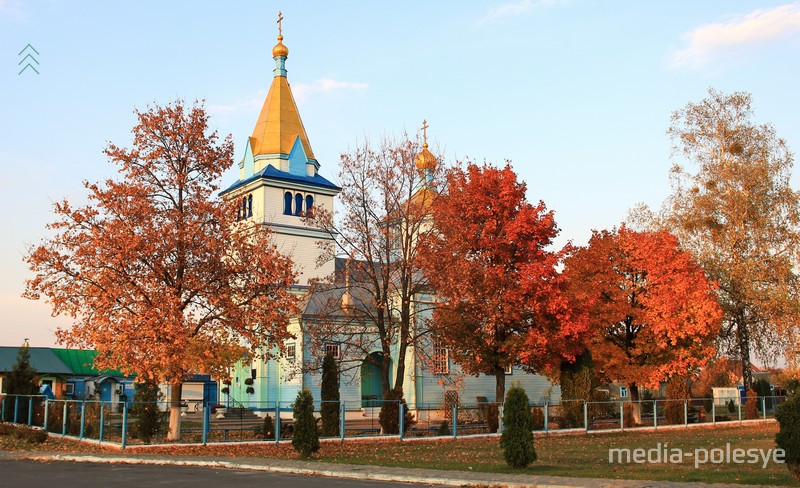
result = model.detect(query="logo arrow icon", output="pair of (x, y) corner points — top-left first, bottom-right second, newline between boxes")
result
(18, 43), (40, 75)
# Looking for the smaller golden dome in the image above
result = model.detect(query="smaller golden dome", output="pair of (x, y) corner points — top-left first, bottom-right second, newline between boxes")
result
(415, 143), (437, 170)
(272, 35), (289, 57)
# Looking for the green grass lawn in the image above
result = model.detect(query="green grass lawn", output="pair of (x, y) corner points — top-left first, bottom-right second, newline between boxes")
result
(318, 423), (792, 485)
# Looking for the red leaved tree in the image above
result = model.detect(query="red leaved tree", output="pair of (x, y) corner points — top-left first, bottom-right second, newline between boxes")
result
(419, 162), (586, 403)
(24, 100), (298, 440)
(564, 226), (722, 408)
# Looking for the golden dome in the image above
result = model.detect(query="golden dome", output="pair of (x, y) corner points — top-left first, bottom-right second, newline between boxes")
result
(415, 143), (437, 170)
(272, 35), (289, 57)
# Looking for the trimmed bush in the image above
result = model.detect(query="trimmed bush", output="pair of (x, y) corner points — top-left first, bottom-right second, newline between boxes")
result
(261, 414), (274, 440)
(531, 407), (545, 431)
(378, 389), (415, 434)
(745, 388), (759, 420)
(437, 420), (451, 436)
(320, 353), (340, 437)
(291, 390), (319, 458)
(501, 385), (537, 468)
(775, 394), (800, 479)
(728, 399), (736, 413)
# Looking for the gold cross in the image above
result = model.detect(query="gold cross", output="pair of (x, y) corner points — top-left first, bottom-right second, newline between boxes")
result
(277, 11), (284, 36)
(421, 119), (429, 144)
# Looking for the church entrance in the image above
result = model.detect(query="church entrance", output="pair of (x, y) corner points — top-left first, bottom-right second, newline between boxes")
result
(360, 352), (391, 408)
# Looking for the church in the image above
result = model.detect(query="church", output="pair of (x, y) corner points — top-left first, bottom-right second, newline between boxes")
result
(218, 19), (560, 417)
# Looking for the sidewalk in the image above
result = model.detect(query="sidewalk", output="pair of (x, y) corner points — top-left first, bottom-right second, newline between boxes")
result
(3, 450), (781, 488)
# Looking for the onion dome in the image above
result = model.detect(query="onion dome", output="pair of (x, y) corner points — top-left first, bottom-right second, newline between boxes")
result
(415, 119), (437, 170)
(272, 34), (289, 57)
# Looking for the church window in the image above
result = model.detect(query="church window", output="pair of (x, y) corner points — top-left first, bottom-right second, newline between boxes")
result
(241, 197), (248, 219)
(433, 341), (449, 375)
(247, 195), (253, 217)
(324, 343), (340, 359)
(284, 191), (293, 215)
(294, 193), (303, 216)
(305, 195), (314, 216)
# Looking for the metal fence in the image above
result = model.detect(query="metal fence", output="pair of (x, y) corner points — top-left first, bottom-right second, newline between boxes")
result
(0, 393), (786, 449)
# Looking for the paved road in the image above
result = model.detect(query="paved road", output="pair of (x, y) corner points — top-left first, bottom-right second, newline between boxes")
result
(0, 459), (434, 488)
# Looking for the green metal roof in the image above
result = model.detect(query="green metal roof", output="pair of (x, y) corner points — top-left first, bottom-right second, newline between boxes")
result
(50, 348), (125, 376)
(0, 347), (72, 375)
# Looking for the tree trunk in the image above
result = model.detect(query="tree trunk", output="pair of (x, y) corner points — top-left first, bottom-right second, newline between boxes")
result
(737, 323), (753, 392)
(167, 381), (183, 441)
(629, 383), (642, 425)
(495, 368), (506, 403)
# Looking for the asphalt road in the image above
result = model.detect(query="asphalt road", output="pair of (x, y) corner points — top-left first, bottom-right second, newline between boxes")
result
(0, 460), (434, 488)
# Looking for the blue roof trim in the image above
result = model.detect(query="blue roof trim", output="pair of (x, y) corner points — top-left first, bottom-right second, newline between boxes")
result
(221, 164), (341, 195)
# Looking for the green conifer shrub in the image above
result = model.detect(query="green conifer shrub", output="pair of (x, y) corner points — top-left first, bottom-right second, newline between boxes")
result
(501, 385), (536, 468)
(130, 381), (164, 444)
(291, 389), (319, 458)
(320, 353), (340, 437)
(3, 343), (40, 423)
(378, 389), (415, 434)
(776, 394), (800, 479)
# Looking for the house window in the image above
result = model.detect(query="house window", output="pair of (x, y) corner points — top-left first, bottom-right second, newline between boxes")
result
(294, 193), (303, 216)
(433, 342), (449, 375)
(286, 343), (296, 361)
(504, 365), (513, 375)
(64, 383), (75, 395)
(325, 343), (340, 359)
(619, 386), (628, 399)
(284, 191), (293, 215)
(305, 195), (314, 216)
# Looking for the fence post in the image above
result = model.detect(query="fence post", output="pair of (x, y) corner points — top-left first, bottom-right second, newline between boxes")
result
(452, 405), (457, 439)
(711, 400), (715, 425)
(544, 402), (549, 433)
(685, 400), (689, 427)
(44, 398), (49, 431)
(499, 404), (504, 433)
(738, 398), (742, 424)
(62, 401), (67, 435)
(121, 402), (128, 450)
(79, 401), (86, 439)
(14, 396), (19, 424)
(583, 401), (589, 432)
(202, 404), (209, 446)
(99, 402), (105, 443)
(28, 396), (34, 426)
(275, 403), (281, 445)
(619, 401), (624, 430)
(1, 396), (4, 421)
(398, 401), (404, 440)
(762, 397), (767, 421)
(340, 402), (345, 444)
(653, 400), (658, 429)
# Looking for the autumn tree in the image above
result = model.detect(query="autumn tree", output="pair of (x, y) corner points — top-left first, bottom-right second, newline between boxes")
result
(564, 226), (722, 410)
(304, 133), (441, 406)
(660, 88), (800, 391)
(24, 100), (298, 441)
(419, 162), (586, 403)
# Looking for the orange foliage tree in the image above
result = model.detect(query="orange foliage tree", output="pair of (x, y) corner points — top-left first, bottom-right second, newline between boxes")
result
(24, 100), (298, 440)
(564, 226), (722, 403)
(419, 163), (587, 403)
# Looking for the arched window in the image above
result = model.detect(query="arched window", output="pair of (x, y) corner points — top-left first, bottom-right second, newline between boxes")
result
(241, 197), (247, 219)
(294, 193), (303, 216)
(284, 191), (293, 215)
(247, 195), (253, 217)
(305, 195), (314, 216)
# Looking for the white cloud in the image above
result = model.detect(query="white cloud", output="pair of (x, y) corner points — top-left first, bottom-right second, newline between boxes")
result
(207, 92), (266, 117)
(478, 0), (568, 24)
(292, 78), (368, 102)
(0, 0), (23, 19)
(671, 3), (800, 69)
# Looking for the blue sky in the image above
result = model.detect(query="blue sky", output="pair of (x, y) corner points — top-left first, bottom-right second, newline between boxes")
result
(1, 1), (799, 348)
